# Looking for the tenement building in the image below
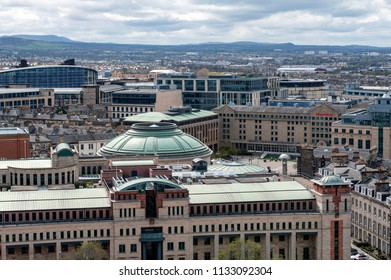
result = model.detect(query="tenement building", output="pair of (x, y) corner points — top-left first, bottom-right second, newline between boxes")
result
(351, 177), (391, 257)
(0, 174), (351, 260)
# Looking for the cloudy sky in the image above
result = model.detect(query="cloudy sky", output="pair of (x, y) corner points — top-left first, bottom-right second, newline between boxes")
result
(1, 0), (391, 46)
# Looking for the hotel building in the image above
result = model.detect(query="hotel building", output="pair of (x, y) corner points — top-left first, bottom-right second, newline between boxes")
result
(214, 103), (346, 155)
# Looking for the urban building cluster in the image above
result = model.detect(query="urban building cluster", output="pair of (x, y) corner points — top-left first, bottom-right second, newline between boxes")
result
(0, 57), (389, 260)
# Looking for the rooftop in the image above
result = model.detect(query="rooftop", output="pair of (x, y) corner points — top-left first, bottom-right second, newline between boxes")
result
(187, 181), (314, 204)
(123, 109), (217, 124)
(0, 127), (29, 135)
(0, 159), (52, 170)
(98, 122), (212, 159)
(208, 160), (267, 175)
(312, 175), (351, 186)
(0, 188), (110, 211)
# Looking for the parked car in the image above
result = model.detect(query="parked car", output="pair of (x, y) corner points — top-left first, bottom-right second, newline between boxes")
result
(351, 248), (358, 255)
(353, 253), (369, 260)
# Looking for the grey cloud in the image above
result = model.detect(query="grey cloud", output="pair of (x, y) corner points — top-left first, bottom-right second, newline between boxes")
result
(1, 0), (391, 46)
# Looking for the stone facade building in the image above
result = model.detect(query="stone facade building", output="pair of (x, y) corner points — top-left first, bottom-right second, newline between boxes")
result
(0, 175), (351, 260)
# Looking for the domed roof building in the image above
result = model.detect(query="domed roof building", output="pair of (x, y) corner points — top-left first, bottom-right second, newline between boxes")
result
(98, 122), (213, 165)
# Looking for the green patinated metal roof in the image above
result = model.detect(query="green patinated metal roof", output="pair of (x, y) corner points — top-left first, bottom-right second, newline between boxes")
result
(313, 175), (351, 186)
(55, 143), (73, 156)
(123, 110), (217, 124)
(187, 181), (315, 204)
(0, 188), (110, 211)
(98, 122), (212, 159)
(208, 161), (267, 175)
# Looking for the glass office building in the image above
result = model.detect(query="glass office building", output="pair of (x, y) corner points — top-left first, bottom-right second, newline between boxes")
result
(156, 73), (278, 110)
(0, 65), (97, 88)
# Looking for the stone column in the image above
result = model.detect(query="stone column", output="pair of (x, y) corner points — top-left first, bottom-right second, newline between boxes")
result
(1, 243), (6, 260)
(265, 232), (271, 260)
(29, 243), (34, 260)
(56, 241), (61, 260)
(316, 231), (322, 260)
(290, 232), (296, 260)
(214, 235), (220, 260)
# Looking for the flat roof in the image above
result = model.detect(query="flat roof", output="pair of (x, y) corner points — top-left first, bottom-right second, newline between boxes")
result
(0, 88), (44, 93)
(0, 159), (52, 170)
(187, 181), (315, 204)
(123, 110), (217, 123)
(0, 188), (110, 211)
(111, 160), (156, 167)
(0, 127), (29, 135)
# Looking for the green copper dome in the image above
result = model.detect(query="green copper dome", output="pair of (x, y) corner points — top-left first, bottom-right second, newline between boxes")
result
(315, 175), (351, 186)
(98, 122), (212, 160)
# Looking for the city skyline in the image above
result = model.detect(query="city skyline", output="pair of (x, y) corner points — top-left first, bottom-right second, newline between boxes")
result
(1, 0), (391, 47)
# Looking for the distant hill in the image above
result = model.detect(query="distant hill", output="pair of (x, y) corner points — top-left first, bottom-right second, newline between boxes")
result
(1, 35), (391, 54)
(11, 34), (75, 43)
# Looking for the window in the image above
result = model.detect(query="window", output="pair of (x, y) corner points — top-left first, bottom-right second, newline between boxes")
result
(358, 139), (363, 149)
(22, 247), (28, 254)
(119, 244), (126, 253)
(130, 244), (137, 253)
(61, 244), (69, 252)
(179, 242), (185, 250)
(167, 242), (174, 251)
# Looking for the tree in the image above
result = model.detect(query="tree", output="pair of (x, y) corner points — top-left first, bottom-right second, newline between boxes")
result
(219, 238), (261, 260)
(72, 241), (108, 260)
